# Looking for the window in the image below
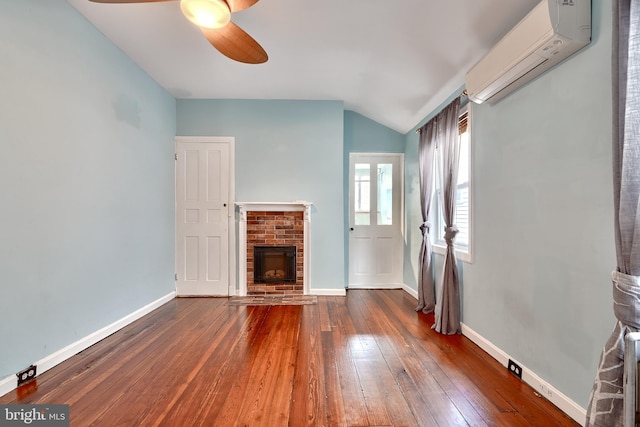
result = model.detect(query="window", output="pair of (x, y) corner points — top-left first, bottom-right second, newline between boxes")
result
(432, 104), (472, 263)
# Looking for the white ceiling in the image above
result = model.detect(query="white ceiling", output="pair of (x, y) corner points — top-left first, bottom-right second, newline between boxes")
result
(66, 0), (539, 134)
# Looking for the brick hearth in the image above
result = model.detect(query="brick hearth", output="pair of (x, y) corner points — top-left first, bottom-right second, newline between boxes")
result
(246, 211), (304, 295)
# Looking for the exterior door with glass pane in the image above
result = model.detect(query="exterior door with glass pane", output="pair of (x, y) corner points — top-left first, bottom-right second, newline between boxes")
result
(348, 154), (404, 288)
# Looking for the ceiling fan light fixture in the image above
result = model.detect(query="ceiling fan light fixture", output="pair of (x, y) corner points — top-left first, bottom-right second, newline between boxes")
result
(180, 0), (231, 29)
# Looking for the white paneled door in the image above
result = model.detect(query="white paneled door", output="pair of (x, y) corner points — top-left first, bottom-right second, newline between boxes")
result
(349, 154), (404, 288)
(176, 138), (232, 296)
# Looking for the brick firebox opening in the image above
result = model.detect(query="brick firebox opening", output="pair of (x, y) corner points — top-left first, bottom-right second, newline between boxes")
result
(246, 211), (304, 295)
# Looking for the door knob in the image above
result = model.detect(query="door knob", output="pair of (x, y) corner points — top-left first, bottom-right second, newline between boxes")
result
(350, 227), (354, 231)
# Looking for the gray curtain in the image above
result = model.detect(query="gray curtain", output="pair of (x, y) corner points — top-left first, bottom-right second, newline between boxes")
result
(415, 118), (437, 313)
(586, 1), (640, 425)
(433, 98), (461, 335)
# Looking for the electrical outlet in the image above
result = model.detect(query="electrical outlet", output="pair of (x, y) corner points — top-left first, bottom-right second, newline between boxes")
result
(508, 359), (522, 379)
(16, 365), (37, 386)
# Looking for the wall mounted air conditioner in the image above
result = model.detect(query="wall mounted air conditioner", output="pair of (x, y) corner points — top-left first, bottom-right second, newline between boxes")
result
(465, 0), (591, 104)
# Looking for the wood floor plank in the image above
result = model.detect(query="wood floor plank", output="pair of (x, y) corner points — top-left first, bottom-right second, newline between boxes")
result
(36, 299), (223, 424)
(320, 330), (347, 427)
(326, 295), (372, 427)
(318, 295), (333, 333)
(347, 291), (422, 427)
(0, 291), (580, 427)
(76, 298), (236, 426)
(373, 290), (519, 422)
(149, 305), (269, 426)
(374, 290), (577, 427)
(233, 306), (300, 427)
(357, 292), (456, 427)
(194, 306), (274, 427)
(289, 300), (329, 427)
(370, 290), (495, 426)
(12, 298), (202, 407)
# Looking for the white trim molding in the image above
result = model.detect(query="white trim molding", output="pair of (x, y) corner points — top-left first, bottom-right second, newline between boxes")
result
(0, 375), (15, 398)
(348, 284), (404, 290)
(460, 323), (586, 425)
(402, 284), (419, 300)
(312, 288), (347, 296)
(0, 291), (175, 398)
(236, 201), (313, 296)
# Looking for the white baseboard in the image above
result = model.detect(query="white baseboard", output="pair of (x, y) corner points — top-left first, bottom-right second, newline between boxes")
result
(347, 284), (404, 290)
(460, 323), (586, 426)
(0, 376), (15, 399)
(311, 288), (347, 296)
(0, 291), (176, 398)
(402, 284), (418, 300)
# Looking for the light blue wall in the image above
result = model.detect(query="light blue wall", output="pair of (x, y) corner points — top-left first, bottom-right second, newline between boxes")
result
(0, 1), (176, 379)
(344, 110), (405, 154)
(177, 100), (345, 290)
(404, 0), (614, 409)
(343, 110), (405, 283)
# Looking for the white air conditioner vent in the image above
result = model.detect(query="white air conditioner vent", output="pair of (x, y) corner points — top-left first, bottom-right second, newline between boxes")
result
(465, 0), (591, 104)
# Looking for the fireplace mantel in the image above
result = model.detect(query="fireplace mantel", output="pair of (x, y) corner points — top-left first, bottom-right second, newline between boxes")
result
(236, 201), (313, 221)
(236, 202), (312, 296)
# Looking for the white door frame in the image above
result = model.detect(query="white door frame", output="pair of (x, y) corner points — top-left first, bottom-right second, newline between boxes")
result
(175, 136), (236, 296)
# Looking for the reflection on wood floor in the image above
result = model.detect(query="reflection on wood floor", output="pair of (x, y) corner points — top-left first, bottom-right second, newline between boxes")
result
(0, 289), (578, 426)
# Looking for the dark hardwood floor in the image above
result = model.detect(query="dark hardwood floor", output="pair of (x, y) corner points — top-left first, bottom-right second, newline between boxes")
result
(0, 290), (579, 426)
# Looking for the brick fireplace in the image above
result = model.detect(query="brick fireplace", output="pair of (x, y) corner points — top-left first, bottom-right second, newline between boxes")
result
(237, 202), (312, 296)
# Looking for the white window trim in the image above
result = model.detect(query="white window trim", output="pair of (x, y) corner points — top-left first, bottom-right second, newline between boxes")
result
(433, 237), (473, 264)
(432, 103), (473, 264)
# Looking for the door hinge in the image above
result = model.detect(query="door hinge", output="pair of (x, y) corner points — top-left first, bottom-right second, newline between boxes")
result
(174, 153), (178, 160)
(175, 273), (178, 281)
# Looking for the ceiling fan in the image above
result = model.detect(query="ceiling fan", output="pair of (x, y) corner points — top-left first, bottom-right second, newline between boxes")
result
(88, 0), (268, 64)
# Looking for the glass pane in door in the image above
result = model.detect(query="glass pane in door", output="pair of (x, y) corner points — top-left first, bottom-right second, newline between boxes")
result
(354, 163), (371, 225)
(354, 164), (370, 225)
(377, 164), (392, 225)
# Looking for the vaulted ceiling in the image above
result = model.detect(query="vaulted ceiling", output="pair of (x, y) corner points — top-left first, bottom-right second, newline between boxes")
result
(67, 0), (539, 134)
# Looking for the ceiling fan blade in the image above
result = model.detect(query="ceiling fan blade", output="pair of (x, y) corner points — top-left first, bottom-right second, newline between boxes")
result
(201, 22), (267, 64)
(224, 0), (259, 13)
(88, 0), (174, 3)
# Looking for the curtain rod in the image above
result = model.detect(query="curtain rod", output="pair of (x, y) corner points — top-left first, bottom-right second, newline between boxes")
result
(415, 89), (468, 134)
